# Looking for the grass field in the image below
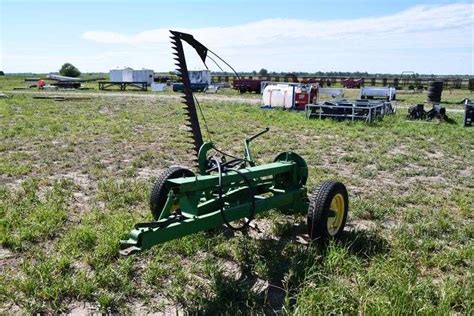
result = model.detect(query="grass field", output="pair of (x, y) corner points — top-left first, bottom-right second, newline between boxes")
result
(0, 79), (473, 314)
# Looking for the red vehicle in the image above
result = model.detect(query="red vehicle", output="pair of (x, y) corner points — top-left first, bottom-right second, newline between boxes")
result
(343, 78), (365, 88)
(233, 79), (264, 94)
(295, 84), (319, 110)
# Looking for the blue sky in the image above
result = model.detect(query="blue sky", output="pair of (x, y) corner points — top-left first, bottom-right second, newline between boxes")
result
(1, 0), (473, 74)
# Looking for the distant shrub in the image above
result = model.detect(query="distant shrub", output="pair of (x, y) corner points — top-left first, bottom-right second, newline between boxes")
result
(59, 63), (81, 77)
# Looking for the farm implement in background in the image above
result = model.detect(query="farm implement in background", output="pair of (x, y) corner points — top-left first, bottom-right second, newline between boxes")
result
(119, 30), (350, 255)
(407, 103), (456, 124)
(233, 78), (264, 94)
(306, 99), (395, 123)
(464, 99), (473, 127)
(342, 78), (364, 89)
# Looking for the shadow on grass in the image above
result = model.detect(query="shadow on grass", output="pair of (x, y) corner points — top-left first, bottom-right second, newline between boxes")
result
(339, 229), (391, 259)
(189, 222), (390, 313)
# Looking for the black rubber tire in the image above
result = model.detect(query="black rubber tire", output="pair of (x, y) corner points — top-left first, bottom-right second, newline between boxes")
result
(427, 94), (441, 103)
(429, 81), (444, 89)
(307, 180), (349, 240)
(427, 82), (443, 102)
(150, 166), (194, 220)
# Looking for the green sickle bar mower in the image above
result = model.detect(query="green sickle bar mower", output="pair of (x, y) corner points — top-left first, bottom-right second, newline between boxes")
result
(119, 31), (349, 256)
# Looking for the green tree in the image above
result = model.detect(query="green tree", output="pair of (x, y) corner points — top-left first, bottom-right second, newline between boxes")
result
(258, 68), (268, 76)
(0, 70), (4, 76)
(59, 63), (81, 77)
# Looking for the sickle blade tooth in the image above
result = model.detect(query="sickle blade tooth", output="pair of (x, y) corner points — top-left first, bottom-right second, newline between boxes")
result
(169, 30), (204, 166)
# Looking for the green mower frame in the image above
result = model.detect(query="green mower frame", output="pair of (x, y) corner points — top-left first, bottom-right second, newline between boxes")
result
(119, 31), (349, 256)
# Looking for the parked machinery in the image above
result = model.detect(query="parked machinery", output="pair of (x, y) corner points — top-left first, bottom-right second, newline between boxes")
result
(342, 78), (364, 89)
(407, 104), (426, 120)
(464, 99), (474, 127)
(233, 79), (265, 94)
(47, 74), (82, 89)
(173, 70), (211, 92)
(306, 99), (394, 123)
(119, 30), (350, 255)
(407, 103), (449, 122)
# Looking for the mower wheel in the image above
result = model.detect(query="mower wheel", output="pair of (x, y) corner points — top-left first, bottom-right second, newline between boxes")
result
(150, 166), (195, 220)
(307, 180), (348, 240)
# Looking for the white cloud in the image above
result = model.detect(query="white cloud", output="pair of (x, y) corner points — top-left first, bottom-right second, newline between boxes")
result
(78, 3), (473, 74)
(3, 4), (473, 74)
(82, 4), (473, 48)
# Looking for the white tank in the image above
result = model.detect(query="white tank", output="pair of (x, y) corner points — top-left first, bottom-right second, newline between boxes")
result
(262, 84), (298, 108)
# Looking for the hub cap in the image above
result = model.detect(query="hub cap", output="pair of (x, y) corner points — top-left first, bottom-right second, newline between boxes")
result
(327, 193), (345, 236)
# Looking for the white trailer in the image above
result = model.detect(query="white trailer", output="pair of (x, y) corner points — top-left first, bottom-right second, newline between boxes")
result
(132, 69), (154, 85)
(109, 68), (154, 85)
(110, 68), (134, 82)
(360, 86), (396, 101)
(110, 69), (125, 82)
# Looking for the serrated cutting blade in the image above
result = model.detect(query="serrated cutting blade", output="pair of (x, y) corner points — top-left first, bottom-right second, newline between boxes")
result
(170, 30), (204, 158)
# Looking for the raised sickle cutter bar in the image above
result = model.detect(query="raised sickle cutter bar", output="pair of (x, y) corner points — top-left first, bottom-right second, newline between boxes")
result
(119, 30), (349, 256)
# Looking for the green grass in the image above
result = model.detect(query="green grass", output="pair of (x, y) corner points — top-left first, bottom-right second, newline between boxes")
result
(0, 82), (472, 314)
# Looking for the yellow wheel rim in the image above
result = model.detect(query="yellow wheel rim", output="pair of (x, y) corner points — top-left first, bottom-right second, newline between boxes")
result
(327, 193), (345, 236)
